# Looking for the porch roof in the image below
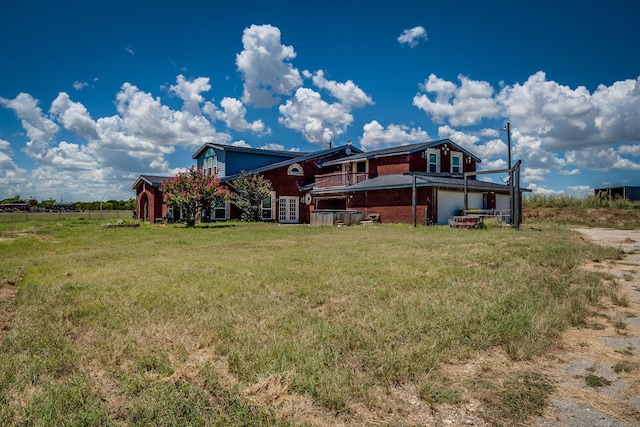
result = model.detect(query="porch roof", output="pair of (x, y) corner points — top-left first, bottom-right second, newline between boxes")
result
(311, 173), (528, 194)
(132, 175), (172, 189)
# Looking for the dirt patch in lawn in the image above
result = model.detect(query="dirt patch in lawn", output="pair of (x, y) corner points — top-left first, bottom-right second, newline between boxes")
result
(0, 271), (20, 340)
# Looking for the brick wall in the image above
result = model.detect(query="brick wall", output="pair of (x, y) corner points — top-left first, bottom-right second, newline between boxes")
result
(348, 187), (436, 224)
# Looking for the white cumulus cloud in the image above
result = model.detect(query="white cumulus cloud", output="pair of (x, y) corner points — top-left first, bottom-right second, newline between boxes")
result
(279, 87), (353, 146)
(236, 24), (302, 108)
(359, 120), (429, 150)
(397, 26), (427, 48)
(413, 74), (500, 126)
(310, 70), (374, 110)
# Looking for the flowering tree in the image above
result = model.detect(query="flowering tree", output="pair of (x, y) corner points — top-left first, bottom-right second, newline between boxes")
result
(230, 173), (273, 222)
(160, 166), (232, 227)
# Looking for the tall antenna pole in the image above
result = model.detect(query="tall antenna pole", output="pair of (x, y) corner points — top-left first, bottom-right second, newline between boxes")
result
(506, 122), (511, 169)
(506, 122), (513, 225)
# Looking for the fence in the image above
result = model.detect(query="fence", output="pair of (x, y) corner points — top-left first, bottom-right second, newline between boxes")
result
(0, 210), (133, 223)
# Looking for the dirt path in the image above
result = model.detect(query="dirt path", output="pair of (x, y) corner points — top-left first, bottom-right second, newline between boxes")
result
(535, 228), (640, 426)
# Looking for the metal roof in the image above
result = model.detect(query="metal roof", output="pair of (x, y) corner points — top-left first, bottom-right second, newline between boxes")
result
(220, 145), (362, 182)
(131, 175), (172, 189)
(322, 138), (481, 166)
(311, 173), (526, 194)
(192, 142), (309, 159)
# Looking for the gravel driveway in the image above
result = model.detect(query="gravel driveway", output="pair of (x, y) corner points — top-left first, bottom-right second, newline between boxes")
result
(535, 228), (640, 427)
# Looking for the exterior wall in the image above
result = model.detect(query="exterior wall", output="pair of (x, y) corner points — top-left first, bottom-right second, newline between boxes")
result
(347, 187), (436, 225)
(135, 184), (166, 222)
(367, 144), (477, 177)
(223, 147), (354, 224)
(373, 155), (411, 175)
(195, 147), (300, 178)
(261, 167), (305, 223)
(595, 186), (640, 201)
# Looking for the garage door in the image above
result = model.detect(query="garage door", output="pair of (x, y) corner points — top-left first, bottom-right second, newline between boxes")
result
(436, 190), (483, 225)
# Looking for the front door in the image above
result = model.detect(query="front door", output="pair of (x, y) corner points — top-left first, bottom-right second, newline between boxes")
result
(278, 196), (299, 223)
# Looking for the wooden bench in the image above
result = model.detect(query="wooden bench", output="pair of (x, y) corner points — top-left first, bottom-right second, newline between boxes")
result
(449, 215), (484, 229)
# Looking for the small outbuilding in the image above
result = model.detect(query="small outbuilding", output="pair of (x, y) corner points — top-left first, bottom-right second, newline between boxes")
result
(594, 186), (640, 202)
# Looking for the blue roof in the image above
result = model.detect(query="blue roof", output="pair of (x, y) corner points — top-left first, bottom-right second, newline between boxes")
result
(192, 142), (307, 160)
(220, 145), (362, 182)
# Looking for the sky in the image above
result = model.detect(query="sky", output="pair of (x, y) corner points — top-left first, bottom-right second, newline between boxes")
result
(1, 0), (639, 202)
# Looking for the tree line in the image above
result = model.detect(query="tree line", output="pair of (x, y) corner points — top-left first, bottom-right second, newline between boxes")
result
(0, 196), (136, 211)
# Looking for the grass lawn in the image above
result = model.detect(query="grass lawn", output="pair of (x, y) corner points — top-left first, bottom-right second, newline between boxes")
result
(0, 218), (623, 426)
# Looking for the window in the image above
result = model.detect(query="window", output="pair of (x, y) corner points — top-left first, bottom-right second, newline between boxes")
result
(262, 192), (276, 220)
(287, 163), (303, 176)
(213, 199), (227, 220)
(451, 153), (462, 174)
(356, 161), (366, 173)
(204, 155), (217, 176)
(427, 149), (440, 173)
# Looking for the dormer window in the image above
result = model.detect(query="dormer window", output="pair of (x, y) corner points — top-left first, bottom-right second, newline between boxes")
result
(427, 149), (440, 173)
(451, 152), (462, 174)
(204, 154), (217, 176)
(287, 163), (303, 176)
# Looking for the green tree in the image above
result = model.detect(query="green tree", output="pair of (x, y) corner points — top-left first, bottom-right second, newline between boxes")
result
(230, 173), (273, 222)
(0, 195), (20, 204)
(40, 198), (56, 211)
(160, 166), (232, 227)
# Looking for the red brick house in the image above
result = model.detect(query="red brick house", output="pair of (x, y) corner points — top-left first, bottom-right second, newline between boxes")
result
(133, 138), (522, 225)
(310, 139), (520, 225)
(132, 143), (361, 223)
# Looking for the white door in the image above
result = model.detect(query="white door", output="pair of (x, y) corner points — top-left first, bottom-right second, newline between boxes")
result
(278, 196), (299, 223)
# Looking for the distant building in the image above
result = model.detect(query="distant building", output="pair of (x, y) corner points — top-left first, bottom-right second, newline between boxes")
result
(52, 203), (78, 212)
(594, 186), (640, 202)
(0, 201), (30, 212)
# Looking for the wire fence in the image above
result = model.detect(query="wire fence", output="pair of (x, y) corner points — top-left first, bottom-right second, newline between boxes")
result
(0, 210), (134, 223)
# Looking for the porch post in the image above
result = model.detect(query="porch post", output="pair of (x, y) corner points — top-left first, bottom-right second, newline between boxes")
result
(412, 174), (417, 227)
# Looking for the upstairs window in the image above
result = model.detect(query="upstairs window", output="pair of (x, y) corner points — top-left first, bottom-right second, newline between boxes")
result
(204, 155), (217, 176)
(356, 161), (366, 173)
(451, 153), (462, 174)
(287, 163), (303, 176)
(427, 149), (440, 173)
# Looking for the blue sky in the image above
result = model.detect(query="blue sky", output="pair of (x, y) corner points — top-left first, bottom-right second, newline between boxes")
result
(1, 0), (639, 202)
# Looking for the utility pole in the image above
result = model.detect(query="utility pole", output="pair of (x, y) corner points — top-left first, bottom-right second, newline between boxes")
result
(506, 122), (511, 169)
(505, 122), (514, 226)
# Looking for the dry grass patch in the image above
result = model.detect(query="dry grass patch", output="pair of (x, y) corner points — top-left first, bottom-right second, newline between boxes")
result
(0, 219), (627, 425)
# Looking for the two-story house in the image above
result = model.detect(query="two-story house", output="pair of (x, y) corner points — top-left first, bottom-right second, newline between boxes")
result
(133, 138), (520, 225)
(132, 143), (361, 223)
(310, 139), (518, 225)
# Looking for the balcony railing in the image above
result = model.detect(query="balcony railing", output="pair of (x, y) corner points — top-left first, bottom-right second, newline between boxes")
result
(315, 172), (369, 188)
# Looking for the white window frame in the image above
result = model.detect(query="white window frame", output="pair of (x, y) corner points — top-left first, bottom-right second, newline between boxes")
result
(261, 191), (276, 220)
(427, 149), (440, 173)
(451, 152), (462, 174)
(212, 199), (228, 221)
(287, 163), (303, 176)
(204, 155), (217, 176)
(278, 196), (299, 223)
